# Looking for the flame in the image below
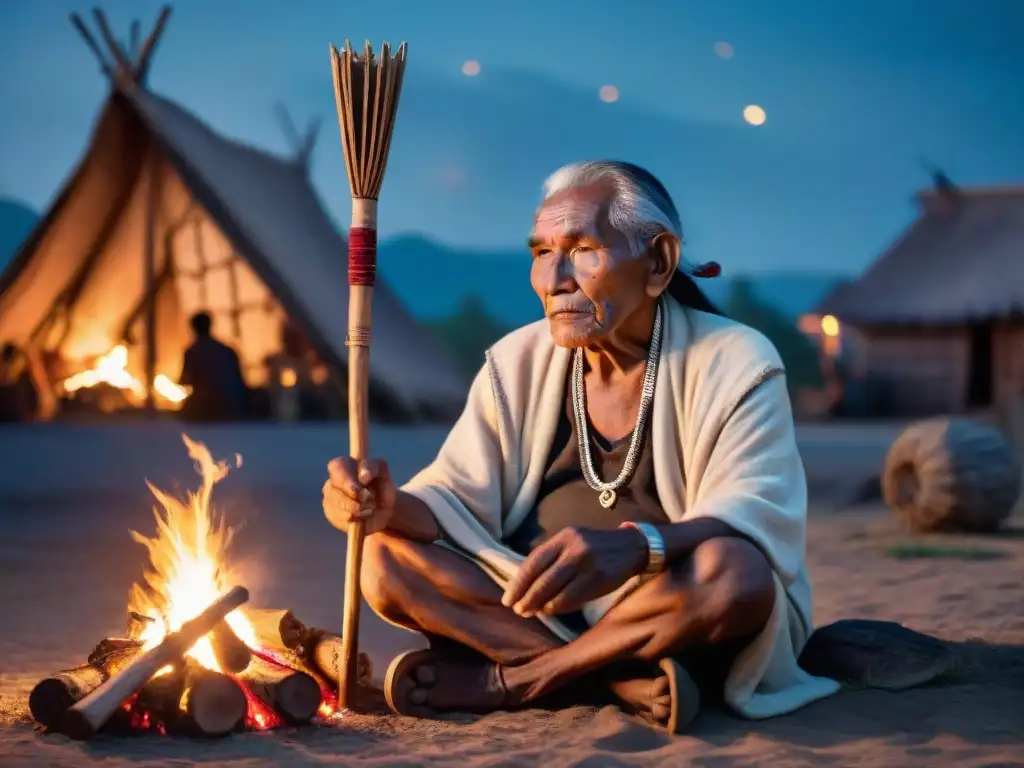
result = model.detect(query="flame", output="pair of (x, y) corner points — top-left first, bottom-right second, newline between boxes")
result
(154, 373), (189, 403)
(62, 345), (190, 406)
(128, 435), (255, 671)
(64, 346), (144, 397)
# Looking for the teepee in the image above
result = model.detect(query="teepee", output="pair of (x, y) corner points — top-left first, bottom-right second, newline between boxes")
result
(0, 7), (468, 421)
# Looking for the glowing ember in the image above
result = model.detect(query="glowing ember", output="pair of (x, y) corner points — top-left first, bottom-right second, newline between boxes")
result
(128, 435), (255, 672)
(62, 344), (190, 406)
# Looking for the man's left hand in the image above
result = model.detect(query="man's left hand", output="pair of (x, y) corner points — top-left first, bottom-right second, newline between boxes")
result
(502, 526), (649, 618)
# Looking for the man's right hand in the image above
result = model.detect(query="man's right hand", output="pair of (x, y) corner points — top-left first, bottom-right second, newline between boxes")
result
(323, 457), (397, 536)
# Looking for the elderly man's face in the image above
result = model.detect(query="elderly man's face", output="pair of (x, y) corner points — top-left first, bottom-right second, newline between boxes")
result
(528, 183), (653, 348)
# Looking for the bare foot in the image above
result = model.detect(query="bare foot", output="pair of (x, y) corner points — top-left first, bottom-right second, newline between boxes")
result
(608, 674), (673, 724)
(606, 659), (700, 733)
(386, 650), (508, 716)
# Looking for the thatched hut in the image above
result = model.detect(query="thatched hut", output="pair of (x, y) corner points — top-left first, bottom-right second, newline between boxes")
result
(812, 179), (1024, 418)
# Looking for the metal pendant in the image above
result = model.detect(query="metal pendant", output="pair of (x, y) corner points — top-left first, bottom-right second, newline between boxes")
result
(598, 488), (617, 509)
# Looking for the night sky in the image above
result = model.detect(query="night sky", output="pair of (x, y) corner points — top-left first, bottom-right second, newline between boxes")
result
(1, 0), (1022, 276)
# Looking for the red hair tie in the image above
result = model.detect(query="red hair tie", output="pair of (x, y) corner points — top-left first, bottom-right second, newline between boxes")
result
(691, 261), (721, 279)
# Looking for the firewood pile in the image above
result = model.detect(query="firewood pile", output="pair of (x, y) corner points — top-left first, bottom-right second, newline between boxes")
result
(29, 601), (373, 739)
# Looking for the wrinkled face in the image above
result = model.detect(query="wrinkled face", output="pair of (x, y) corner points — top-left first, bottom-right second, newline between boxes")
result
(529, 183), (653, 348)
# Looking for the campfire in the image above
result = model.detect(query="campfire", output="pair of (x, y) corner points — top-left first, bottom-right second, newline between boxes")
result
(29, 435), (371, 740)
(62, 345), (190, 409)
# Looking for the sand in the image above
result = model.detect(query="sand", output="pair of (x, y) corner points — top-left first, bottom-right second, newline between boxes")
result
(0, 425), (1021, 766)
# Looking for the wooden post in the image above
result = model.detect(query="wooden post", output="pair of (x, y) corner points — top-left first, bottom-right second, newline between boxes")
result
(24, 344), (58, 420)
(227, 254), (243, 343)
(143, 151), (160, 415)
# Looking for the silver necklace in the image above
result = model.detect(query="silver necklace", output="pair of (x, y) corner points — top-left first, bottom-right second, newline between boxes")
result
(572, 298), (663, 509)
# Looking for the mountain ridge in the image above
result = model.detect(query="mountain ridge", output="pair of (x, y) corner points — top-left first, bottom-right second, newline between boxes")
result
(377, 233), (848, 325)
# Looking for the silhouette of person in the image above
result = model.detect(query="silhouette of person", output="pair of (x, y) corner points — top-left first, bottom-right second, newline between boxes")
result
(0, 342), (38, 422)
(178, 312), (248, 421)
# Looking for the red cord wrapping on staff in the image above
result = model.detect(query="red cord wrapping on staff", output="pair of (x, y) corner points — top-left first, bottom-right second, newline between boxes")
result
(348, 227), (377, 286)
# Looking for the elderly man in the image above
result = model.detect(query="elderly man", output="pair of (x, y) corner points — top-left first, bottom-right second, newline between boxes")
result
(323, 161), (839, 731)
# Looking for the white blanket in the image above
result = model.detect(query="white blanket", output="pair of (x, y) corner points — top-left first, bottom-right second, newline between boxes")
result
(402, 299), (841, 718)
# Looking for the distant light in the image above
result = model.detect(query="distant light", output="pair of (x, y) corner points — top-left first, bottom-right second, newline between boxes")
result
(743, 104), (766, 126)
(821, 315), (840, 337)
(714, 42), (734, 60)
(598, 85), (619, 103)
(462, 59), (481, 77)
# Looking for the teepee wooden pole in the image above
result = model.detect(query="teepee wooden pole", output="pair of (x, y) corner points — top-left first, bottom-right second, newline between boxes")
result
(142, 151), (160, 416)
(329, 38), (407, 711)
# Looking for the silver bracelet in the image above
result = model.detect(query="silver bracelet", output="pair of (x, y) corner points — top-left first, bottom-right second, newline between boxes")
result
(620, 521), (667, 575)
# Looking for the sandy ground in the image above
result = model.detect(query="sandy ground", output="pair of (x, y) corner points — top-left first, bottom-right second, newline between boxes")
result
(0, 424), (1021, 767)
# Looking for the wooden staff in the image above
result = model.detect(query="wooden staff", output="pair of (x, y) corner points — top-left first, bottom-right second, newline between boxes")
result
(329, 38), (408, 710)
(62, 585), (249, 740)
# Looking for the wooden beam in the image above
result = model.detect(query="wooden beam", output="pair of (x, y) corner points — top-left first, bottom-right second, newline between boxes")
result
(191, 218), (209, 307)
(298, 116), (323, 167)
(69, 13), (114, 80)
(129, 20), (141, 60)
(227, 255), (243, 342)
(90, 8), (133, 78)
(135, 6), (172, 83)
(120, 258), (173, 344)
(24, 344), (59, 421)
(273, 103), (302, 156)
(174, 259), (237, 281)
(142, 152), (161, 415)
(120, 205), (194, 344)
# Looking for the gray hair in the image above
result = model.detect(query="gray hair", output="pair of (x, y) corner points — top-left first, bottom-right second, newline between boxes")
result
(540, 160), (682, 255)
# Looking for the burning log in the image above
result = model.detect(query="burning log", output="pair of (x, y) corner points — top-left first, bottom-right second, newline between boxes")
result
(127, 610), (154, 641)
(247, 609), (307, 652)
(237, 654), (321, 725)
(129, 605), (251, 674)
(29, 664), (107, 731)
(306, 632), (372, 690)
(131, 664), (187, 732)
(177, 662), (247, 736)
(122, 659), (245, 737)
(245, 608), (372, 688)
(208, 620), (252, 674)
(29, 638), (145, 730)
(62, 585), (249, 741)
(89, 637), (145, 674)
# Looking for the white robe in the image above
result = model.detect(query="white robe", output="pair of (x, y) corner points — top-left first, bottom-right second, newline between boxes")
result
(402, 299), (841, 719)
